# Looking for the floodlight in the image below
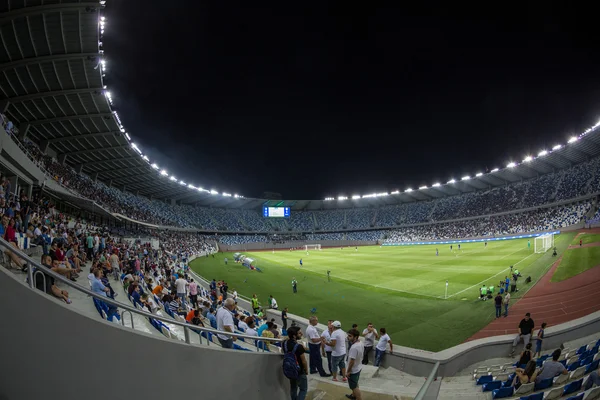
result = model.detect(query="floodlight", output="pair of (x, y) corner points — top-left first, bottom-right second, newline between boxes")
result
(234, 194), (239, 198)
(179, 180), (186, 185)
(378, 193), (389, 196)
(151, 163), (159, 170)
(160, 170), (168, 176)
(447, 179), (456, 184)
(568, 136), (578, 143)
(538, 150), (548, 157)
(338, 196), (347, 200)
(552, 144), (562, 150)
(142, 155), (149, 161)
(390, 190), (400, 194)
(188, 184), (196, 189)
(432, 183), (441, 187)
(491, 168), (499, 172)
(507, 162), (516, 168)
(352, 195), (361, 199)
(419, 185), (427, 189)
(169, 176), (177, 181)
(210, 190), (218, 195)
(405, 188), (413, 192)
(461, 176), (470, 181)
(475, 172), (483, 177)
(523, 156), (533, 162)
(223, 193), (232, 197)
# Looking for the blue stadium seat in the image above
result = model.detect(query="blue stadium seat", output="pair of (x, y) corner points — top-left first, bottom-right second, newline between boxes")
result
(585, 360), (600, 374)
(565, 394), (584, 400)
(520, 392), (544, 400)
(483, 381), (502, 392)
(563, 379), (583, 396)
(477, 375), (494, 385)
(534, 378), (553, 391)
(492, 387), (514, 399)
(568, 361), (581, 371)
(577, 345), (588, 355)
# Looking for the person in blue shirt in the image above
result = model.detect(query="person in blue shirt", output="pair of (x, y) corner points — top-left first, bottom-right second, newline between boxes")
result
(299, 258), (303, 266)
(505, 276), (510, 293)
(207, 308), (218, 329)
(91, 269), (118, 317)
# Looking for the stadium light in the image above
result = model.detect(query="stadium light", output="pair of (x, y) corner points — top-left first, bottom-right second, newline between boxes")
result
(324, 197), (334, 201)
(223, 193), (232, 197)
(197, 187), (203, 192)
(188, 184), (196, 189)
(491, 168), (499, 172)
(234, 194), (239, 198)
(523, 156), (533, 162)
(475, 172), (483, 177)
(405, 188), (413, 192)
(169, 176), (177, 181)
(538, 150), (548, 157)
(338, 196), (348, 200)
(125, 133), (131, 141)
(461, 176), (470, 181)
(432, 182), (441, 187)
(179, 180), (186, 185)
(419, 185), (428, 189)
(552, 144), (562, 150)
(160, 170), (168, 176)
(507, 162), (517, 168)
(210, 190), (218, 195)
(362, 194), (376, 198)
(142, 155), (149, 161)
(447, 179), (456, 184)
(390, 190), (400, 194)
(352, 195), (361, 199)
(151, 163), (159, 170)
(568, 136), (578, 143)
(378, 192), (389, 196)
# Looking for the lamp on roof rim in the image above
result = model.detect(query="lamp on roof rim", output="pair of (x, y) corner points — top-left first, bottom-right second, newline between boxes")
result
(568, 136), (578, 143)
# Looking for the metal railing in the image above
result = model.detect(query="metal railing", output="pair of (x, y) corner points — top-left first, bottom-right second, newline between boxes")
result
(0, 237), (284, 351)
(414, 361), (440, 400)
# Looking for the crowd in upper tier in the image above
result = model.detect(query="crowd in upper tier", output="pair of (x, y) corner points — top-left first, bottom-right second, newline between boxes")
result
(7, 133), (600, 236)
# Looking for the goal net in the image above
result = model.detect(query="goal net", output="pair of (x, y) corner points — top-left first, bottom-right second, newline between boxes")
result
(305, 244), (321, 251)
(534, 234), (554, 253)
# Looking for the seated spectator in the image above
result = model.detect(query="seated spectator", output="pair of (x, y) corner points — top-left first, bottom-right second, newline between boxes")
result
(35, 254), (72, 304)
(535, 349), (568, 383)
(245, 318), (258, 336)
(513, 360), (537, 389)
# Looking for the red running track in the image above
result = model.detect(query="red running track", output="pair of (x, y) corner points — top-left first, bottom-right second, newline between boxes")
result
(467, 236), (600, 341)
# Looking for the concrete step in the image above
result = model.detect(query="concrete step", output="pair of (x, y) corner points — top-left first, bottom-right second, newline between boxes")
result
(307, 381), (403, 400)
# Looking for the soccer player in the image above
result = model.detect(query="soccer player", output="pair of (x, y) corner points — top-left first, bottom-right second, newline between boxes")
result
(450, 245), (453, 251)
(299, 258), (303, 267)
(292, 278), (298, 293)
(436, 248), (439, 256)
(485, 242), (487, 248)
(355, 246), (358, 252)
(527, 240), (531, 250)
(327, 270), (331, 282)
(458, 244), (461, 250)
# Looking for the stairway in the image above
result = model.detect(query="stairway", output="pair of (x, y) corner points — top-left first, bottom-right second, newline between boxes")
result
(371, 208), (379, 227)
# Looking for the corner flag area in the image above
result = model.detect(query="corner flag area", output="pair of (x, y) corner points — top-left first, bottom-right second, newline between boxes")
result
(190, 233), (574, 351)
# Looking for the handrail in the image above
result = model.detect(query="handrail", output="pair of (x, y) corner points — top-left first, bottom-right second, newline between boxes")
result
(0, 237), (283, 346)
(414, 361), (440, 400)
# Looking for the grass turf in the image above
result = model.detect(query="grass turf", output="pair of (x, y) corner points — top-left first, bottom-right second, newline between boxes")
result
(551, 245), (600, 282)
(190, 233), (574, 351)
(570, 233), (600, 246)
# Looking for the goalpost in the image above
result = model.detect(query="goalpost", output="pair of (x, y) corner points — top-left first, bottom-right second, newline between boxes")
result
(305, 244), (322, 251)
(534, 233), (554, 253)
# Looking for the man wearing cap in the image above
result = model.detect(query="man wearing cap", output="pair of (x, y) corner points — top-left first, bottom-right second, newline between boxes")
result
(345, 328), (364, 400)
(325, 320), (347, 382)
(306, 316), (331, 377)
(510, 312), (535, 356)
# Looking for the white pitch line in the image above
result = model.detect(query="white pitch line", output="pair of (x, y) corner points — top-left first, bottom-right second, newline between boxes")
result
(444, 251), (537, 299)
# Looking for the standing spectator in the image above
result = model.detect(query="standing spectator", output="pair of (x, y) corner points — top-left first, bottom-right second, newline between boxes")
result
(494, 292), (503, 318)
(375, 328), (393, 367)
(216, 298), (237, 348)
(503, 291), (511, 317)
(270, 295), (278, 310)
(361, 323), (379, 365)
(345, 328), (365, 400)
(321, 321), (334, 375)
(86, 232), (94, 260)
(221, 281), (228, 300)
(510, 313), (535, 356)
(252, 294), (260, 314)
(284, 326), (308, 400)
(534, 322), (547, 358)
(325, 321), (347, 382)
(188, 279), (199, 308)
(175, 275), (188, 306)
(292, 277), (298, 293)
(282, 307), (289, 331)
(305, 316), (331, 377)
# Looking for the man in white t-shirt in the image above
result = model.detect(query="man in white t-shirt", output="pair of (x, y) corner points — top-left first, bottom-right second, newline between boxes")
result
(375, 327), (393, 367)
(321, 320), (334, 375)
(175, 276), (188, 306)
(325, 320), (347, 382)
(306, 316), (331, 377)
(216, 298), (237, 348)
(361, 322), (379, 365)
(269, 295), (278, 310)
(346, 328), (365, 400)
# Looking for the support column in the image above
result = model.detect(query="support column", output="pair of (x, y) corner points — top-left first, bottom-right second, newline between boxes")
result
(108, 180), (113, 187)
(18, 122), (30, 140)
(8, 175), (18, 198)
(40, 140), (50, 154)
(58, 154), (68, 166)
(92, 172), (98, 182)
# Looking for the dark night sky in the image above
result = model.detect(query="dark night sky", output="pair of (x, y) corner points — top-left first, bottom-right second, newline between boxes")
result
(103, 3), (600, 199)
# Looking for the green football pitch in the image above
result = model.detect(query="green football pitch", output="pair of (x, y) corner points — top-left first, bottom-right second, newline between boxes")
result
(190, 232), (574, 351)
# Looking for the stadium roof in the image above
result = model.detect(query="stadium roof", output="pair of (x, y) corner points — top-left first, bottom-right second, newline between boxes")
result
(2, 2), (600, 211)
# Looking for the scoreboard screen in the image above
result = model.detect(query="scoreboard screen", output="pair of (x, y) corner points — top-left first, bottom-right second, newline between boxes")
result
(263, 206), (290, 218)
